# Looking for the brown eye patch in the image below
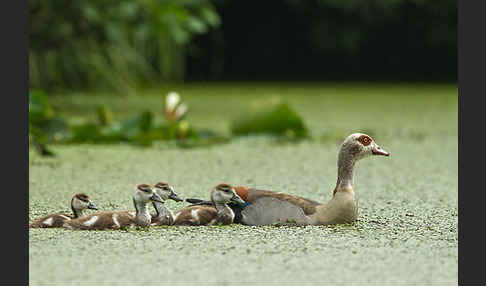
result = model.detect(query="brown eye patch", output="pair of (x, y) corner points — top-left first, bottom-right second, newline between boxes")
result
(216, 183), (232, 192)
(357, 135), (372, 146)
(137, 184), (152, 192)
(155, 182), (169, 188)
(75, 193), (90, 202)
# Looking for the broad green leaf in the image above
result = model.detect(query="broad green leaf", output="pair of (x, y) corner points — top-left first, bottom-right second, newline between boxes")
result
(231, 103), (308, 139)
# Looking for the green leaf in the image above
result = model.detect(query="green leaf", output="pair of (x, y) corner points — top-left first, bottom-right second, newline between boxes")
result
(186, 16), (208, 34)
(120, 110), (153, 139)
(68, 123), (103, 143)
(200, 6), (221, 27)
(42, 117), (69, 142)
(231, 103), (308, 139)
(96, 105), (113, 126)
(29, 90), (54, 124)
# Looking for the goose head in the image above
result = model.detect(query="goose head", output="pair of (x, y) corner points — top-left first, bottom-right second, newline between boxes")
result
(134, 184), (164, 204)
(210, 183), (246, 205)
(153, 181), (183, 202)
(339, 133), (390, 162)
(71, 193), (97, 212)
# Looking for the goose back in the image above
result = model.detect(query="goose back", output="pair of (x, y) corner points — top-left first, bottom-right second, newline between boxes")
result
(235, 187), (321, 216)
(29, 212), (74, 228)
(173, 205), (221, 226)
(240, 196), (312, 226)
(63, 210), (147, 230)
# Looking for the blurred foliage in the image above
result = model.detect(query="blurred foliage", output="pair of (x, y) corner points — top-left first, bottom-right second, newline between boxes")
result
(30, 0), (221, 91)
(29, 91), (69, 156)
(30, 0), (456, 90)
(28, 90), (230, 155)
(29, 89), (314, 155)
(231, 103), (308, 139)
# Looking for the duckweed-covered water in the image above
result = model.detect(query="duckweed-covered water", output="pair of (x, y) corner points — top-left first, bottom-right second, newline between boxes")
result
(30, 83), (457, 286)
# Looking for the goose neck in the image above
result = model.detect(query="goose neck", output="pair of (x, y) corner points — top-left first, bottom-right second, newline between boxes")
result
(71, 203), (84, 219)
(336, 151), (357, 190)
(215, 202), (234, 218)
(152, 201), (171, 218)
(133, 199), (151, 226)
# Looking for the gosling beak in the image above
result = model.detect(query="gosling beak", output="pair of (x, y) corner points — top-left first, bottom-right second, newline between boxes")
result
(169, 193), (183, 202)
(231, 194), (246, 205)
(372, 144), (390, 156)
(150, 193), (164, 203)
(88, 202), (98, 210)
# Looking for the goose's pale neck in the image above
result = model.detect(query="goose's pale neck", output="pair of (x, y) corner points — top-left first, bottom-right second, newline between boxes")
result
(215, 202), (235, 223)
(133, 199), (151, 226)
(336, 148), (358, 190)
(152, 201), (172, 218)
(133, 199), (150, 215)
(71, 201), (85, 218)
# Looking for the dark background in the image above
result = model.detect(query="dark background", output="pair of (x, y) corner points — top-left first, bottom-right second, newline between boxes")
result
(187, 0), (456, 82)
(29, 0), (457, 91)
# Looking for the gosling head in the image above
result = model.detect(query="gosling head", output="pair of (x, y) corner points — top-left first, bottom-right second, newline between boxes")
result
(153, 181), (183, 202)
(71, 193), (97, 211)
(210, 183), (246, 205)
(340, 133), (390, 162)
(134, 184), (164, 204)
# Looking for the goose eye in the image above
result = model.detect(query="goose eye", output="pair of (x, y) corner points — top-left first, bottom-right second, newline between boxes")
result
(358, 136), (371, 146)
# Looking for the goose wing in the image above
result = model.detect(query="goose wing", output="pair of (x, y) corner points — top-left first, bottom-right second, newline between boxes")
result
(240, 196), (312, 226)
(244, 188), (321, 215)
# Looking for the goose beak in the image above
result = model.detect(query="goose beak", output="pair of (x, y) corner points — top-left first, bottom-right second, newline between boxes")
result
(231, 194), (246, 205)
(372, 144), (390, 156)
(169, 193), (183, 202)
(88, 202), (98, 210)
(150, 193), (164, 203)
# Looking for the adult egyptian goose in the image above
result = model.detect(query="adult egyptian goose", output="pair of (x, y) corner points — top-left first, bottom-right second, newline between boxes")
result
(173, 183), (245, 226)
(29, 193), (98, 228)
(151, 181), (183, 226)
(63, 184), (163, 230)
(187, 133), (390, 226)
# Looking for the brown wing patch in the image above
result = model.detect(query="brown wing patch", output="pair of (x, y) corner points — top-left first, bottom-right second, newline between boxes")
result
(173, 206), (218, 226)
(63, 211), (138, 230)
(243, 187), (321, 216)
(234, 186), (249, 201)
(29, 213), (72, 228)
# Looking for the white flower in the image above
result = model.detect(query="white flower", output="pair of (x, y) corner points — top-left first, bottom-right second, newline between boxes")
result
(164, 91), (188, 121)
(174, 103), (188, 120)
(165, 92), (180, 113)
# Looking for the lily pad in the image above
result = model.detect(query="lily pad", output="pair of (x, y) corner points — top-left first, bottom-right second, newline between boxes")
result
(231, 103), (308, 139)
